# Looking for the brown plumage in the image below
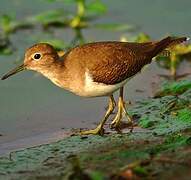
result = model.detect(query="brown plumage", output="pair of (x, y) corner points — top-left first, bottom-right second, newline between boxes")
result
(63, 36), (187, 85)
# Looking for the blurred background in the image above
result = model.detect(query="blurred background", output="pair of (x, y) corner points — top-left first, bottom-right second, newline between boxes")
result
(0, 0), (191, 154)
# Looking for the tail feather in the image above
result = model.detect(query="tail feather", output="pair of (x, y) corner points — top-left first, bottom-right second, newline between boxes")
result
(166, 36), (188, 48)
(151, 36), (188, 57)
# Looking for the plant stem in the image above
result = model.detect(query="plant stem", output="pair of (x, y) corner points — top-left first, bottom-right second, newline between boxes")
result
(77, 0), (85, 17)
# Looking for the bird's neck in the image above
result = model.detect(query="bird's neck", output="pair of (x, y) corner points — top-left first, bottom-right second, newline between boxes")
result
(37, 61), (70, 89)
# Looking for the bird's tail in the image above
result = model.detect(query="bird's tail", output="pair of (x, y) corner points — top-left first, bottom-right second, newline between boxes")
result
(150, 36), (189, 57)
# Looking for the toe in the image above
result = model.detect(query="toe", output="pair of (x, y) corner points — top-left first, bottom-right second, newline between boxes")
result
(80, 128), (105, 136)
(98, 128), (105, 136)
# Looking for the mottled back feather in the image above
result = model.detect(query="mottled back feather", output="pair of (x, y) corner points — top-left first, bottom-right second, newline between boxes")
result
(63, 37), (187, 85)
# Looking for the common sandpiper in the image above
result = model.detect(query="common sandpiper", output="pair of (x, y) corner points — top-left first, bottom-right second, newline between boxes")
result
(1, 36), (188, 135)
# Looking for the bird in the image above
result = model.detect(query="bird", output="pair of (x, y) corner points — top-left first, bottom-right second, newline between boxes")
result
(1, 36), (188, 135)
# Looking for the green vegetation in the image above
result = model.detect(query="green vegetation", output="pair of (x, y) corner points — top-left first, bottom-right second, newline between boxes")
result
(156, 40), (191, 80)
(155, 79), (191, 97)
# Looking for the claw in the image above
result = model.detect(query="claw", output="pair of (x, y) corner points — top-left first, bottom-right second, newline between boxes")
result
(110, 87), (134, 133)
(80, 127), (105, 136)
(110, 122), (122, 133)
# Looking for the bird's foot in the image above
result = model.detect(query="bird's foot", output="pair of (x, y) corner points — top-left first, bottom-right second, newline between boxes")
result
(110, 120), (134, 133)
(110, 112), (123, 133)
(79, 126), (105, 136)
(110, 122), (122, 133)
(110, 99), (134, 132)
(125, 120), (134, 132)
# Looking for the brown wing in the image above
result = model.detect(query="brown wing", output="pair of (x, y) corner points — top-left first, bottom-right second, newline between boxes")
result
(63, 37), (187, 85)
(72, 41), (154, 85)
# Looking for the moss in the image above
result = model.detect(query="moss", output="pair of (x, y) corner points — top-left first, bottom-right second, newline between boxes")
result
(164, 134), (189, 144)
(136, 88), (191, 137)
(155, 80), (191, 97)
(89, 171), (105, 180)
(138, 116), (157, 128)
(176, 108), (191, 122)
(133, 166), (148, 176)
(118, 150), (149, 160)
(147, 134), (191, 155)
(0, 80), (191, 179)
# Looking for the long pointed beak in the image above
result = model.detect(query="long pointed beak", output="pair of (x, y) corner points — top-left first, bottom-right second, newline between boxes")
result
(1, 64), (26, 80)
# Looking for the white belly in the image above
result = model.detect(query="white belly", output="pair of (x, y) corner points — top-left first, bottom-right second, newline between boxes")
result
(81, 71), (130, 97)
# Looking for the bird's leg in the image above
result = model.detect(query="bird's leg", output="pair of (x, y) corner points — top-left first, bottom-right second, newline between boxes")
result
(110, 87), (133, 132)
(80, 95), (116, 135)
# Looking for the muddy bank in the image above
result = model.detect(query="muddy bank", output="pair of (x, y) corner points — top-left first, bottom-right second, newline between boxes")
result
(0, 79), (191, 180)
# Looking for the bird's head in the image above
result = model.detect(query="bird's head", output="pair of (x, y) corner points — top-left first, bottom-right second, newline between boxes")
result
(1, 43), (59, 80)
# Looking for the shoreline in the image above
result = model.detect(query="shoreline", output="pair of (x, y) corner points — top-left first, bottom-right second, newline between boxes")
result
(1, 79), (191, 179)
(0, 129), (73, 156)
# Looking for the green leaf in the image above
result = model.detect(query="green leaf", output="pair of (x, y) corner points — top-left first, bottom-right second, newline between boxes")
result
(0, 15), (13, 34)
(0, 32), (12, 55)
(86, 0), (107, 15)
(26, 10), (69, 25)
(0, 14), (33, 34)
(0, 47), (12, 55)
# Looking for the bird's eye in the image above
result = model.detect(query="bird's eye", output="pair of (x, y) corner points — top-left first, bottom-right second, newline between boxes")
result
(33, 53), (42, 60)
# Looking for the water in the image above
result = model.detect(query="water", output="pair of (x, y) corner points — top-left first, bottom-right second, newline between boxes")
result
(0, 0), (191, 155)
